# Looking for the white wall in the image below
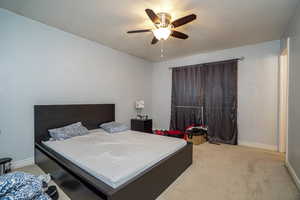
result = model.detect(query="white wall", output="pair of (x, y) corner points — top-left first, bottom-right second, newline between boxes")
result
(0, 9), (152, 164)
(152, 41), (280, 150)
(281, 2), (300, 189)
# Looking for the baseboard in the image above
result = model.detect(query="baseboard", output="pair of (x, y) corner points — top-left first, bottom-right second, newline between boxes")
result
(286, 160), (300, 190)
(11, 157), (34, 169)
(238, 141), (277, 151)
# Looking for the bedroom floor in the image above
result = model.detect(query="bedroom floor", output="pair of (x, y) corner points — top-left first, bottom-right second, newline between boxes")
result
(16, 143), (300, 200)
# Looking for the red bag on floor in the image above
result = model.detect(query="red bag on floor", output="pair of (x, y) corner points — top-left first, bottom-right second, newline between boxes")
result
(154, 130), (165, 135)
(167, 130), (183, 135)
(154, 130), (186, 139)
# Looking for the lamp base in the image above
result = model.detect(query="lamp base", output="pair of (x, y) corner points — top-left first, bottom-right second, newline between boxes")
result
(136, 108), (142, 119)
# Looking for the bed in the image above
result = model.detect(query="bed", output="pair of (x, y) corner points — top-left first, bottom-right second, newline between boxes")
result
(34, 104), (193, 200)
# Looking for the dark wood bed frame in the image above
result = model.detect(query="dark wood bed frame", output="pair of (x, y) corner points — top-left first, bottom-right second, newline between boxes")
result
(34, 104), (193, 200)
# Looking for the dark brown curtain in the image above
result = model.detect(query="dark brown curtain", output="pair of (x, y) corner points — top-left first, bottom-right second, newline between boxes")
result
(170, 66), (205, 131)
(170, 59), (238, 145)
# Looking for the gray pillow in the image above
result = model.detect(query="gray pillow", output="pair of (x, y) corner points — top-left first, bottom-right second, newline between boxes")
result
(100, 122), (129, 133)
(49, 122), (89, 140)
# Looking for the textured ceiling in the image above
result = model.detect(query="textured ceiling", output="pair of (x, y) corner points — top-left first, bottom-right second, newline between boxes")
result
(0, 0), (299, 61)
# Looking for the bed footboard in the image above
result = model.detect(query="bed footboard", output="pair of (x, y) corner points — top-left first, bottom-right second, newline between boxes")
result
(35, 142), (192, 200)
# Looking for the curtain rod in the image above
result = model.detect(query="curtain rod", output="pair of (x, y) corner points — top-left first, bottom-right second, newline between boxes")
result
(168, 56), (245, 70)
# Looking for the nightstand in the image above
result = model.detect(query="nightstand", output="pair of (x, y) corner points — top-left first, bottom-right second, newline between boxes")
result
(131, 119), (153, 133)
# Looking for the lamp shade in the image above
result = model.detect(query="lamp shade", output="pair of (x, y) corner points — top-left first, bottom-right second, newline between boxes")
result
(135, 100), (145, 109)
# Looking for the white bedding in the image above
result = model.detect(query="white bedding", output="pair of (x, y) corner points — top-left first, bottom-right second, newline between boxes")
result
(43, 129), (187, 188)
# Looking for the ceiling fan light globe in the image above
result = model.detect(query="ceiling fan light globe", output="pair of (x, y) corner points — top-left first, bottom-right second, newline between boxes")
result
(153, 28), (171, 40)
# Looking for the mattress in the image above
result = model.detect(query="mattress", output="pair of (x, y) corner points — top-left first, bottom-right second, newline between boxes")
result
(43, 129), (187, 188)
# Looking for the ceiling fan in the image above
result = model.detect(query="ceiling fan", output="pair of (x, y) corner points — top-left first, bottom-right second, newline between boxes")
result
(127, 9), (196, 45)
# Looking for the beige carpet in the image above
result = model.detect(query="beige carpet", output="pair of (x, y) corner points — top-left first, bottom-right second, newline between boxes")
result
(16, 144), (300, 200)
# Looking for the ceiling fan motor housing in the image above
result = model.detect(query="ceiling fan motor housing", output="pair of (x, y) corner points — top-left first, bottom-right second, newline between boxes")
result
(127, 9), (196, 44)
(157, 12), (172, 28)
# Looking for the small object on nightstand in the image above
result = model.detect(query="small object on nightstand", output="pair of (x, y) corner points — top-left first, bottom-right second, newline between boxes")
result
(131, 119), (153, 133)
(136, 114), (149, 120)
(0, 157), (12, 175)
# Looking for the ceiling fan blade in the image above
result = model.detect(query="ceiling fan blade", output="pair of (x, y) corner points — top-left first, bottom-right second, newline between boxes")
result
(151, 37), (159, 45)
(171, 31), (189, 39)
(127, 29), (151, 33)
(171, 14), (196, 28)
(145, 9), (160, 24)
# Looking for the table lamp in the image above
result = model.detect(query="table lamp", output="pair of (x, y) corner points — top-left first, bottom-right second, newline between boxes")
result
(135, 100), (144, 118)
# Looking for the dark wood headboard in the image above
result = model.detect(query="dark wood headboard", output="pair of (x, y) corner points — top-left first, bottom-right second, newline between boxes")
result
(34, 104), (115, 143)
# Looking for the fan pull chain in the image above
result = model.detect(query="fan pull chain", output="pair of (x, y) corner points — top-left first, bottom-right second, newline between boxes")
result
(160, 40), (164, 58)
